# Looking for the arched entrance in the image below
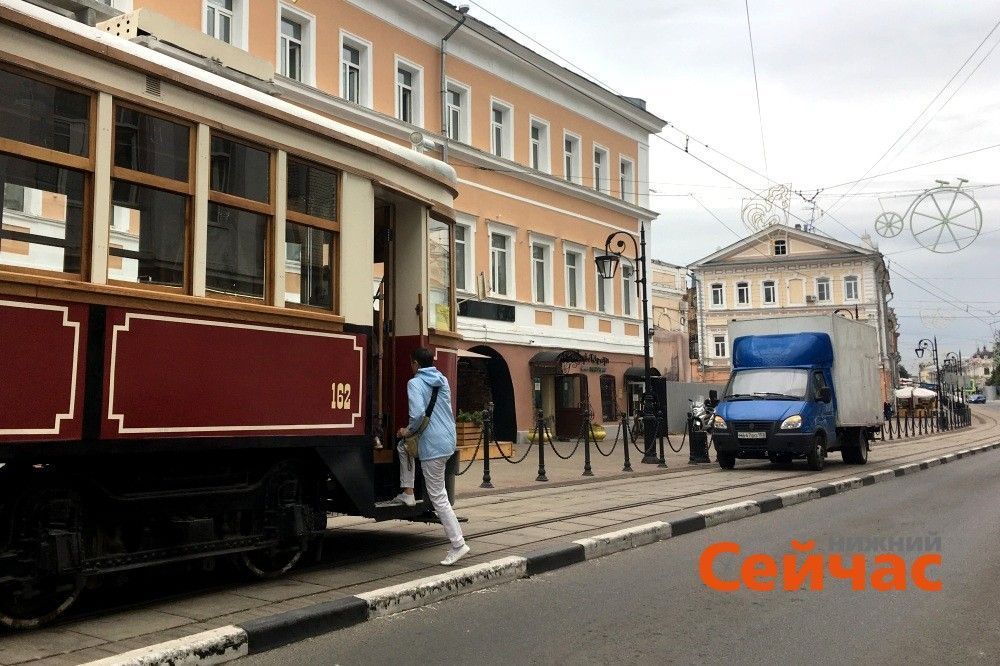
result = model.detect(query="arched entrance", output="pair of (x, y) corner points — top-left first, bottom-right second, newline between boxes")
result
(458, 345), (517, 442)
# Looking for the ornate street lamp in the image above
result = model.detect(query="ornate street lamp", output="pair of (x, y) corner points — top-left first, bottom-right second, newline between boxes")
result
(596, 226), (658, 464)
(915, 337), (945, 429)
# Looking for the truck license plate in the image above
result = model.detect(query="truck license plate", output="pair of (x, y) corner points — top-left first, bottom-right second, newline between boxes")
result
(737, 432), (767, 439)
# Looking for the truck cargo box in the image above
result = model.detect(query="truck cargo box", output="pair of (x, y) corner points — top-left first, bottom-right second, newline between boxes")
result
(728, 315), (882, 428)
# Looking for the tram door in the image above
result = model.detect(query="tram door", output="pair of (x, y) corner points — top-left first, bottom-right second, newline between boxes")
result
(373, 199), (396, 447)
(555, 373), (588, 440)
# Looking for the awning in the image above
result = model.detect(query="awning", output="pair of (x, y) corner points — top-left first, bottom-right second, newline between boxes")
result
(624, 366), (661, 380)
(455, 348), (490, 359)
(529, 350), (587, 365)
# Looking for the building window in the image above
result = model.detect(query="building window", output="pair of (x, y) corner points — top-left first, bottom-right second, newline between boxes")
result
(207, 134), (271, 299)
(278, 7), (314, 85)
(763, 280), (776, 305)
(395, 60), (422, 126)
(563, 133), (581, 183)
(2, 184), (25, 213)
(711, 282), (724, 307)
(774, 239), (787, 255)
(454, 224), (469, 291)
(530, 119), (549, 172)
(340, 34), (371, 107)
(565, 249), (583, 308)
(490, 231), (512, 297)
(285, 157), (338, 310)
(600, 374), (617, 422)
(622, 264), (635, 316)
(845, 275), (859, 301)
(279, 17), (303, 81)
(205, 0), (234, 44)
(490, 101), (512, 159)
(427, 219), (453, 331)
(531, 241), (550, 304)
(619, 157), (634, 202)
(594, 146), (609, 193)
(110, 106), (191, 287)
(445, 81), (470, 142)
(817, 277), (831, 302)
(714, 334), (728, 358)
(737, 281), (750, 306)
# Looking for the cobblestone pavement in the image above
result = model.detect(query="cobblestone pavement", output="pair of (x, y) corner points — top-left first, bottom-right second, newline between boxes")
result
(1, 411), (996, 666)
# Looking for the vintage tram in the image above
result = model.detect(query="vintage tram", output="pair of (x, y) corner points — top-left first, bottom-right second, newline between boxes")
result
(0, 1), (461, 627)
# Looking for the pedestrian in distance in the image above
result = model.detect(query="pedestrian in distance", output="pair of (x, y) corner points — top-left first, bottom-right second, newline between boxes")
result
(883, 401), (893, 421)
(395, 347), (470, 566)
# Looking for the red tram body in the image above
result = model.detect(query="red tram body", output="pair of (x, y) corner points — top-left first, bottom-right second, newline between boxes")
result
(0, 1), (460, 627)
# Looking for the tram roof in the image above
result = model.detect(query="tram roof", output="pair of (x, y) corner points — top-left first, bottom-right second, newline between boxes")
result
(0, 0), (458, 206)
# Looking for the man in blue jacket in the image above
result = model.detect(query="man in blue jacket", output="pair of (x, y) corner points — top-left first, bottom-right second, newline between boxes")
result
(395, 347), (469, 566)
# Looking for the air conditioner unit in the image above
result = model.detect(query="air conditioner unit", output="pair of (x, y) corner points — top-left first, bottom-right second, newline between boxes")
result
(805, 295), (818, 303)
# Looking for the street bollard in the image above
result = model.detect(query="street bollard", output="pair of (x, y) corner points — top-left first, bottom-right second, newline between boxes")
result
(479, 402), (494, 489)
(656, 412), (668, 468)
(581, 407), (594, 477)
(534, 410), (548, 482)
(621, 412), (633, 472)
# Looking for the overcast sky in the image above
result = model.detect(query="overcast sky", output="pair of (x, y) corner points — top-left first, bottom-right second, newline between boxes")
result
(470, 0), (1000, 370)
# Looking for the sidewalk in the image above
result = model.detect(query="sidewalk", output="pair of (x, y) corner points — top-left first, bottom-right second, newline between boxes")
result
(1, 412), (995, 666)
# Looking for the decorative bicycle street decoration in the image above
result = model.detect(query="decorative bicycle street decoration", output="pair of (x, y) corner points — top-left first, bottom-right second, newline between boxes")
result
(872, 178), (983, 254)
(742, 183), (791, 233)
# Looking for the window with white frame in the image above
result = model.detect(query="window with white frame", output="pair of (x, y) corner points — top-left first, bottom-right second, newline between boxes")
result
(596, 262), (612, 313)
(711, 282), (724, 307)
(490, 101), (512, 159)
(565, 248), (584, 308)
(763, 280), (776, 305)
(844, 275), (859, 301)
(205, 0), (242, 46)
(737, 281), (750, 306)
(817, 277), (831, 302)
(774, 239), (787, 255)
(714, 334), (728, 358)
(490, 230), (513, 297)
(454, 223), (470, 291)
(395, 60), (422, 126)
(622, 264), (635, 316)
(278, 6), (313, 84)
(340, 34), (371, 106)
(530, 119), (549, 172)
(594, 146), (609, 193)
(563, 133), (581, 183)
(531, 241), (551, 304)
(619, 157), (634, 202)
(445, 81), (470, 142)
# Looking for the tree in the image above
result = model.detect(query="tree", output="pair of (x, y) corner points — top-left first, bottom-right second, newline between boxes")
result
(988, 331), (1000, 387)
(897, 364), (911, 379)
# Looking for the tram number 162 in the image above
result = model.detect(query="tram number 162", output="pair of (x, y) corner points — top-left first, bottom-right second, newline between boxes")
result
(331, 382), (353, 410)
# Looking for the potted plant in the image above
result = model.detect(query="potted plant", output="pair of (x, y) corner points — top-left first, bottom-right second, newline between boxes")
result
(455, 410), (484, 448)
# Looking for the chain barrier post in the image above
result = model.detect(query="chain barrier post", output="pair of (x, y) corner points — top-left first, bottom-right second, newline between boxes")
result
(656, 411), (667, 468)
(581, 405), (594, 477)
(620, 411), (633, 472)
(534, 409), (548, 482)
(479, 402), (494, 489)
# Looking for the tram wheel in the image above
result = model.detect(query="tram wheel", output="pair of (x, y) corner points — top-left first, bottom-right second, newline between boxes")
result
(0, 484), (87, 629)
(237, 546), (305, 579)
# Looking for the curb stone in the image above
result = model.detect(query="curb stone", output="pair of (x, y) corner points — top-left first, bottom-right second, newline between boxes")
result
(87, 441), (1000, 665)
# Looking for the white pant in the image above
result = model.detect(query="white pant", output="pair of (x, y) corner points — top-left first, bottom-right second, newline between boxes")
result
(398, 442), (465, 549)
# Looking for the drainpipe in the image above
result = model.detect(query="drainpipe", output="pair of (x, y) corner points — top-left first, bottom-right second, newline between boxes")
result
(440, 5), (470, 165)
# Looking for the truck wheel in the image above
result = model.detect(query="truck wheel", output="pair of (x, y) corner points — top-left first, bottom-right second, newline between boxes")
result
(841, 429), (869, 465)
(806, 436), (825, 471)
(717, 453), (736, 470)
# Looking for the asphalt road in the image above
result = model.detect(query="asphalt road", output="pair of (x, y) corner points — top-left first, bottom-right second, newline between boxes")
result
(244, 450), (1000, 666)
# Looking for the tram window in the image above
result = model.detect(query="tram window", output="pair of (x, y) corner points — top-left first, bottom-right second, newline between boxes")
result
(0, 154), (84, 274)
(210, 135), (270, 203)
(206, 202), (266, 298)
(287, 158), (337, 221)
(285, 222), (333, 309)
(114, 107), (190, 182)
(109, 181), (186, 287)
(427, 218), (453, 331)
(0, 70), (89, 157)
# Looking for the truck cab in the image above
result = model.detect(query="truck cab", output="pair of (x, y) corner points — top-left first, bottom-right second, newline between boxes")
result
(711, 324), (876, 471)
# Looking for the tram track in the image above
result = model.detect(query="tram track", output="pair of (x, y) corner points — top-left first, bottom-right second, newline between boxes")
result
(36, 410), (1000, 633)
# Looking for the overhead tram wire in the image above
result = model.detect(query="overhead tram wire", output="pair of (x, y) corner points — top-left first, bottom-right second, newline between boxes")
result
(819, 144), (1000, 191)
(744, 0), (769, 178)
(426, 0), (991, 328)
(823, 17), (1000, 216)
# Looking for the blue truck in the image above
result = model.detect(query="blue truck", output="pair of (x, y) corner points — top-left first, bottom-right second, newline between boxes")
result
(710, 315), (883, 471)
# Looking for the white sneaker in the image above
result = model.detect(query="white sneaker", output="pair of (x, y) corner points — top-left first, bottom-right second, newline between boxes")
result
(393, 492), (416, 507)
(440, 544), (470, 566)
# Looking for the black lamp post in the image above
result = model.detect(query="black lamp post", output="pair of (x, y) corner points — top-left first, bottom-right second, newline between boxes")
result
(596, 226), (658, 464)
(915, 337), (944, 429)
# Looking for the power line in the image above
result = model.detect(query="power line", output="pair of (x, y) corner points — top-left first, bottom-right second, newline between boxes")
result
(744, 0), (768, 178)
(819, 144), (1000, 190)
